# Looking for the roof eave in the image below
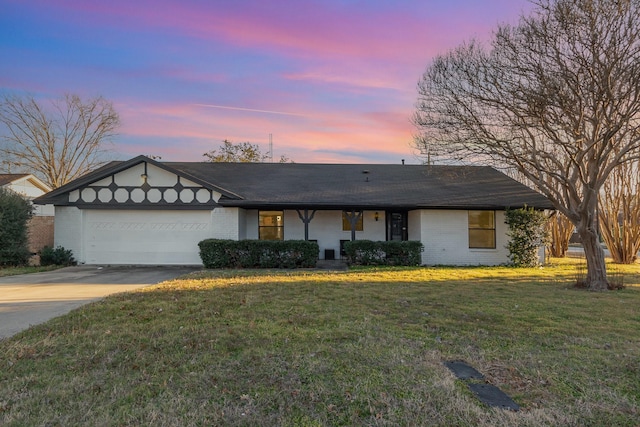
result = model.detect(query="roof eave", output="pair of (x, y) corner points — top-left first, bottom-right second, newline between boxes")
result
(218, 201), (555, 210)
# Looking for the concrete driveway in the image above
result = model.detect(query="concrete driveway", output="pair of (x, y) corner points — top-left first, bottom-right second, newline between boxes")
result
(0, 265), (199, 340)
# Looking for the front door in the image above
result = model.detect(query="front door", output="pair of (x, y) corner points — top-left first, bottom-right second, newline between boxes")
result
(386, 211), (408, 241)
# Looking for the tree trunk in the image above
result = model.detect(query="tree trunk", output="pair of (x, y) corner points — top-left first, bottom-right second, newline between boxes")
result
(549, 212), (573, 257)
(576, 216), (608, 291)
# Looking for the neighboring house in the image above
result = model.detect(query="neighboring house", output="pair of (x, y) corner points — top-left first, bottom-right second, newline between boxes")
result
(34, 155), (554, 266)
(0, 173), (54, 254)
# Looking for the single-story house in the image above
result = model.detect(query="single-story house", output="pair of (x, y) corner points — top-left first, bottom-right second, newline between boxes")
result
(1, 173), (54, 254)
(34, 155), (554, 266)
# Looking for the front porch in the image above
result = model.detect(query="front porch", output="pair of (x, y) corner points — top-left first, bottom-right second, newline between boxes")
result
(242, 209), (410, 260)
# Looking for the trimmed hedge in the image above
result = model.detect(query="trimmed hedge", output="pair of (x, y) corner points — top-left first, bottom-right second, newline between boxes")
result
(198, 239), (319, 269)
(343, 240), (423, 266)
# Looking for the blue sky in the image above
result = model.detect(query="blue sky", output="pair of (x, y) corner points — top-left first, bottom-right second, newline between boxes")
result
(0, 0), (533, 163)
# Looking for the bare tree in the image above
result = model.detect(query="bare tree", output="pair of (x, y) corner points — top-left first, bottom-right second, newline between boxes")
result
(599, 159), (640, 263)
(413, 0), (640, 290)
(203, 139), (292, 163)
(0, 93), (119, 189)
(548, 211), (574, 258)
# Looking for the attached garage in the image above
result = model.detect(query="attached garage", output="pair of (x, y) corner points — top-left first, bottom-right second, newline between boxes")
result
(41, 157), (236, 265)
(82, 210), (211, 265)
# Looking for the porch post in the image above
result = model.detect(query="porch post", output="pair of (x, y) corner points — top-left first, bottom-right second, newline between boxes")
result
(344, 209), (363, 241)
(296, 209), (317, 240)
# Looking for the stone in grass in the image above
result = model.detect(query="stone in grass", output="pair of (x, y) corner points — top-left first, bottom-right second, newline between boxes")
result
(468, 383), (520, 411)
(443, 360), (485, 380)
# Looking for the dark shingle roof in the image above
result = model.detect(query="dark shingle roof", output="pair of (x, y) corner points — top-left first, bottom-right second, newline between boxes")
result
(168, 162), (553, 210)
(34, 156), (554, 210)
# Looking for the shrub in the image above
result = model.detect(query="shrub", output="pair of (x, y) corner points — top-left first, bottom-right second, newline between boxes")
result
(343, 240), (423, 266)
(39, 246), (76, 266)
(0, 187), (33, 266)
(198, 239), (319, 269)
(505, 207), (549, 267)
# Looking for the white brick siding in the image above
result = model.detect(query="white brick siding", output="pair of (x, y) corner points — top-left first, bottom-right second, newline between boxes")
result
(53, 206), (522, 266)
(210, 207), (243, 240)
(416, 210), (510, 265)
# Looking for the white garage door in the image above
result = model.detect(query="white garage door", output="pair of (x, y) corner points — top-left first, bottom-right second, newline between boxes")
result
(83, 210), (211, 265)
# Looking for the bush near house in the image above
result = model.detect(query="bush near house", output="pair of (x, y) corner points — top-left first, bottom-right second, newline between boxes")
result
(344, 240), (423, 266)
(39, 246), (76, 266)
(0, 187), (33, 266)
(198, 239), (319, 269)
(505, 207), (549, 267)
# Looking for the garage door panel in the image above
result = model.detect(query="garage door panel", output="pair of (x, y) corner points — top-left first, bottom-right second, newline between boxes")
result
(84, 210), (210, 265)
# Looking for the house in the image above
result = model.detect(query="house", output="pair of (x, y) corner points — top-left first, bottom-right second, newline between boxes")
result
(0, 173), (54, 254)
(34, 155), (554, 266)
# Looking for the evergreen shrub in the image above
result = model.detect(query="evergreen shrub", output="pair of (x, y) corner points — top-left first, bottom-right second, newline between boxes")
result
(505, 207), (549, 267)
(40, 246), (76, 266)
(343, 240), (423, 266)
(198, 239), (319, 269)
(0, 187), (33, 266)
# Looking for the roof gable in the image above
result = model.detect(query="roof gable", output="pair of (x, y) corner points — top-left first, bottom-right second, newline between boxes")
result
(34, 155), (241, 209)
(35, 156), (241, 202)
(0, 173), (51, 198)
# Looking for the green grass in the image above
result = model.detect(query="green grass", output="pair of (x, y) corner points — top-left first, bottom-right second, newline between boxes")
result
(0, 265), (62, 277)
(1, 258), (639, 426)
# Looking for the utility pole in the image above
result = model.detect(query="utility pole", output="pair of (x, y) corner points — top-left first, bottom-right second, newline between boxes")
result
(269, 133), (273, 163)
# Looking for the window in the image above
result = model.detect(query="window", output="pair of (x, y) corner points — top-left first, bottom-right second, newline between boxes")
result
(468, 210), (495, 249)
(342, 210), (363, 231)
(259, 210), (284, 240)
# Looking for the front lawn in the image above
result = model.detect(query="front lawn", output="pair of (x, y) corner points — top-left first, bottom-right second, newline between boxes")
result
(1, 259), (639, 426)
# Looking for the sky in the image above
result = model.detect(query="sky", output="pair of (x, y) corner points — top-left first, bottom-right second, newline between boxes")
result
(0, 0), (534, 164)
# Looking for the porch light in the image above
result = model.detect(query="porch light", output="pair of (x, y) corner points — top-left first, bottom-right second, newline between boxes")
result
(374, 212), (379, 221)
(141, 173), (148, 182)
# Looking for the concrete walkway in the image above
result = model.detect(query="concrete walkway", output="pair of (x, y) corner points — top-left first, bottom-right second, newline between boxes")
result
(0, 265), (199, 340)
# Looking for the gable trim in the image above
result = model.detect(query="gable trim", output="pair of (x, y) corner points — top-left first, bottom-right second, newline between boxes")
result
(34, 155), (243, 205)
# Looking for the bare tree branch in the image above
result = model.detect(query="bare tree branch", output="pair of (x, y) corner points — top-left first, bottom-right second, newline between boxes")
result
(0, 93), (120, 188)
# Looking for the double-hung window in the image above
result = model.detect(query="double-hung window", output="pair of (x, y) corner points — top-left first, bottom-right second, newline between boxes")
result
(259, 211), (284, 240)
(468, 210), (495, 249)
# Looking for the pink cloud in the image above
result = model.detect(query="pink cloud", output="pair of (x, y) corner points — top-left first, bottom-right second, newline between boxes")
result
(112, 97), (416, 163)
(22, 0), (532, 102)
(11, 0), (532, 164)
(30, 1), (528, 65)
(283, 69), (406, 92)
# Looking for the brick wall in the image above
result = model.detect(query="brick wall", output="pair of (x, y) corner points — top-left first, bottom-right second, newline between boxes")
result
(28, 215), (54, 254)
